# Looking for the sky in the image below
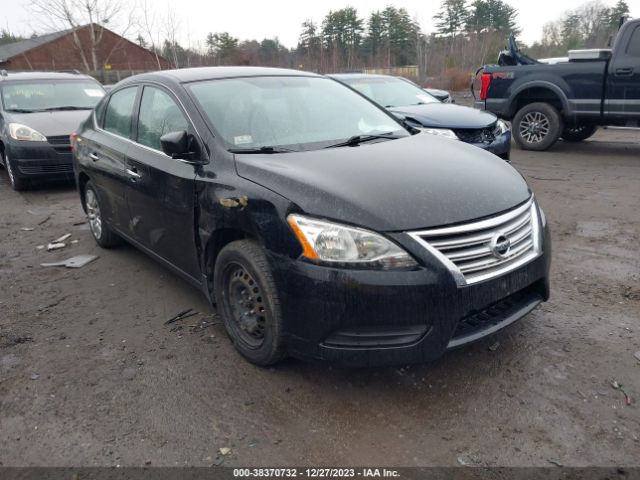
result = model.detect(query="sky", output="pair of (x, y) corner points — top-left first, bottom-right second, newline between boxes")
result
(1, 0), (638, 48)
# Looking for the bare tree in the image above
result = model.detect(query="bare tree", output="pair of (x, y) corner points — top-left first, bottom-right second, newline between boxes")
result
(137, 0), (162, 69)
(163, 8), (181, 68)
(30, 0), (135, 72)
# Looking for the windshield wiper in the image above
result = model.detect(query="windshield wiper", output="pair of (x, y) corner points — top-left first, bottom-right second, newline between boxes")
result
(42, 106), (91, 111)
(228, 146), (297, 154)
(6, 108), (41, 113)
(324, 133), (403, 149)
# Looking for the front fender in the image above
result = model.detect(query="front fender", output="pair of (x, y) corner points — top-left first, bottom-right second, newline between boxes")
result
(195, 171), (301, 294)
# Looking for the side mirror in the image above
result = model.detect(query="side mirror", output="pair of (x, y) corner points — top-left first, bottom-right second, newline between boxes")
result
(160, 130), (203, 163)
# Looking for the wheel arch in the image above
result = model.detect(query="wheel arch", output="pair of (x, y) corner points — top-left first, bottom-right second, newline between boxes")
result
(203, 227), (256, 299)
(77, 171), (91, 212)
(509, 82), (570, 118)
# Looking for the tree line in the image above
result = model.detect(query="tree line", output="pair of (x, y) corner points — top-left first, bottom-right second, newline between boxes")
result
(4, 0), (634, 89)
(529, 0), (630, 58)
(148, 0), (526, 86)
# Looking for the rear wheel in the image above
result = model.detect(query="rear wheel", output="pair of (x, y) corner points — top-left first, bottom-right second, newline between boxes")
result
(84, 181), (121, 248)
(4, 153), (29, 191)
(561, 124), (598, 142)
(513, 102), (563, 151)
(213, 240), (287, 366)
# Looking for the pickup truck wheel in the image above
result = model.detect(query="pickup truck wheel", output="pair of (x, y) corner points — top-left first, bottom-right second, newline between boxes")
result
(84, 181), (121, 248)
(561, 124), (598, 142)
(214, 240), (287, 366)
(513, 102), (563, 151)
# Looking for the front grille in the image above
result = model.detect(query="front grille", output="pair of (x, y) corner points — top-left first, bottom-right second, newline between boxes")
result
(408, 198), (541, 285)
(453, 126), (496, 144)
(47, 135), (71, 146)
(19, 163), (73, 174)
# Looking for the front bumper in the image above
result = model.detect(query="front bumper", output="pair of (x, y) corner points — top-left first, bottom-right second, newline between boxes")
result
(473, 131), (511, 161)
(271, 223), (550, 367)
(5, 139), (74, 179)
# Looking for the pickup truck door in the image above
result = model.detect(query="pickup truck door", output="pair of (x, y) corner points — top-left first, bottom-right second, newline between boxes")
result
(605, 22), (640, 119)
(125, 85), (201, 280)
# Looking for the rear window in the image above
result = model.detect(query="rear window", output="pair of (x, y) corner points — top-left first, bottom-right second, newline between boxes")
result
(1, 80), (105, 112)
(626, 25), (640, 57)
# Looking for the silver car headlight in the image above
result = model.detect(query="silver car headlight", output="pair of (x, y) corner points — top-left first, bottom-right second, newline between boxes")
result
(494, 119), (510, 135)
(419, 128), (459, 140)
(287, 214), (418, 270)
(8, 123), (47, 142)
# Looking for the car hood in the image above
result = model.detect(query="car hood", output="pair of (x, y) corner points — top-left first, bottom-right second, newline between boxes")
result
(235, 134), (530, 232)
(389, 103), (497, 129)
(4, 110), (92, 137)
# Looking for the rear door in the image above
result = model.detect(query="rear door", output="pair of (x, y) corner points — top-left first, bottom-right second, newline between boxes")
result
(82, 86), (139, 231)
(606, 22), (640, 119)
(125, 84), (201, 279)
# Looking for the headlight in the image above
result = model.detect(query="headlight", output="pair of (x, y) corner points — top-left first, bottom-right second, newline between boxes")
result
(419, 128), (459, 140)
(494, 119), (510, 135)
(287, 214), (418, 270)
(8, 123), (47, 142)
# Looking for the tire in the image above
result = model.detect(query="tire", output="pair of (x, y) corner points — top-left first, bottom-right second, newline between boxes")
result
(513, 102), (563, 151)
(561, 124), (598, 142)
(84, 181), (121, 248)
(213, 239), (287, 366)
(4, 153), (29, 191)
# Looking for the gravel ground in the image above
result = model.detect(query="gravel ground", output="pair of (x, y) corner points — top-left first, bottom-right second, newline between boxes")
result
(0, 128), (639, 467)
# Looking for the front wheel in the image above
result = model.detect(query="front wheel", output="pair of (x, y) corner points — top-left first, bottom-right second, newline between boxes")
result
(4, 154), (29, 191)
(213, 240), (287, 366)
(561, 124), (598, 142)
(513, 102), (563, 151)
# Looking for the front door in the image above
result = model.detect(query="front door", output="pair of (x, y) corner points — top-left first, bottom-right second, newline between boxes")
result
(606, 23), (640, 119)
(125, 85), (201, 280)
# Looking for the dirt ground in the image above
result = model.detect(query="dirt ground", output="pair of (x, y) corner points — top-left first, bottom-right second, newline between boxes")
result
(0, 127), (639, 468)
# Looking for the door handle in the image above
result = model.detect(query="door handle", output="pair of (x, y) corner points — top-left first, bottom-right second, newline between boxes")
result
(615, 67), (633, 76)
(89, 152), (100, 162)
(125, 168), (141, 180)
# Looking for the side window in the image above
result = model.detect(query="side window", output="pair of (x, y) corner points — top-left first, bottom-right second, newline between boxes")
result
(103, 87), (137, 138)
(94, 96), (108, 126)
(137, 86), (189, 151)
(626, 26), (640, 57)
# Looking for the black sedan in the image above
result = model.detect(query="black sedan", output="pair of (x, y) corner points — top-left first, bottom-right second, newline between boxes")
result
(73, 67), (549, 367)
(424, 87), (454, 103)
(0, 71), (105, 190)
(330, 74), (511, 160)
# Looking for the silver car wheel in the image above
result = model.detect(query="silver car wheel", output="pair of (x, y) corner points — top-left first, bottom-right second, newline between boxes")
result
(85, 188), (103, 240)
(519, 111), (550, 144)
(5, 155), (16, 187)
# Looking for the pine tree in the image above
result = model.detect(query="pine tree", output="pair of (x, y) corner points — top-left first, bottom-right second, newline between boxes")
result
(434, 0), (468, 38)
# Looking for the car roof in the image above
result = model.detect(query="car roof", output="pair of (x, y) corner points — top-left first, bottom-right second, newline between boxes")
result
(122, 66), (321, 85)
(0, 71), (98, 82)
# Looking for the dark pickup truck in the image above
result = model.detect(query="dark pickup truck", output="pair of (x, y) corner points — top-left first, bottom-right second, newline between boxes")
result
(475, 18), (640, 151)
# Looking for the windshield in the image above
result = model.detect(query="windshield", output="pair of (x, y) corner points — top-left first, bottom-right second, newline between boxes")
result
(188, 76), (407, 152)
(341, 77), (439, 108)
(1, 81), (105, 112)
